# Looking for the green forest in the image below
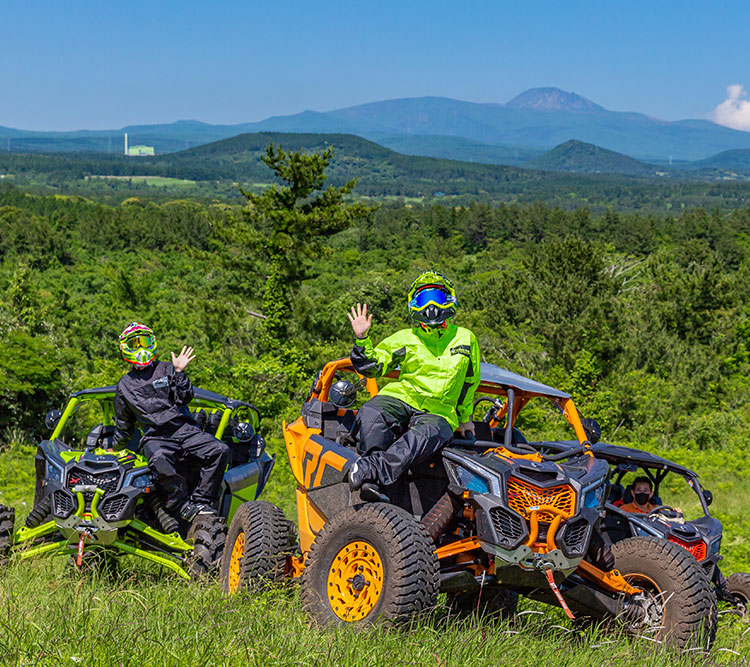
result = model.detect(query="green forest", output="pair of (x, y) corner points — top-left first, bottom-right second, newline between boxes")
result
(4, 131), (750, 211)
(0, 145), (749, 663)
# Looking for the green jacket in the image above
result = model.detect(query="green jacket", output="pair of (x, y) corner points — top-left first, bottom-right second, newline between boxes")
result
(351, 324), (481, 430)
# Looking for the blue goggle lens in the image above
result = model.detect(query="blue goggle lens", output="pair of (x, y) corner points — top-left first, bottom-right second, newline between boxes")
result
(411, 287), (451, 309)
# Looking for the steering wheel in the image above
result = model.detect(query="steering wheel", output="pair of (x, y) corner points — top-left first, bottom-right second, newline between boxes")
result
(647, 505), (679, 519)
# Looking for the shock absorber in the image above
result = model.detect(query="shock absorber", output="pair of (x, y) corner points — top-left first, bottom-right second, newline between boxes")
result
(420, 492), (461, 543)
(151, 497), (179, 534)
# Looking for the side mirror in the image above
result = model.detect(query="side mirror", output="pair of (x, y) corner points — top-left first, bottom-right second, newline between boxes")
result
(703, 489), (713, 506)
(581, 418), (601, 445)
(329, 380), (357, 409)
(45, 409), (63, 431)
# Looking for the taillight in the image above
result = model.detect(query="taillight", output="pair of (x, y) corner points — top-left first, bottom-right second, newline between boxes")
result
(669, 535), (707, 561)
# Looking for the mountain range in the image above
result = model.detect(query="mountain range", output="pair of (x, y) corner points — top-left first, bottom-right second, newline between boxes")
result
(3, 88), (750, 169)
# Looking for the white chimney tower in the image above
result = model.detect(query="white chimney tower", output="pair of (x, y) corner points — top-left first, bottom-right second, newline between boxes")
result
(124, 133), (128, 155)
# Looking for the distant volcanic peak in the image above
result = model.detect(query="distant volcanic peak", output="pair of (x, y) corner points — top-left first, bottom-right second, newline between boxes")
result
(506, 87), (605, 113)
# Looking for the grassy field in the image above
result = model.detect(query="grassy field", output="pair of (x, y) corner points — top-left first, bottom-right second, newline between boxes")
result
(0, 438), (748, 666)
(86, 176), (197, 187)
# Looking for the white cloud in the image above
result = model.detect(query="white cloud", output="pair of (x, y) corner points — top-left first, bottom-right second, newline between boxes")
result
(713, 84), (750, 131)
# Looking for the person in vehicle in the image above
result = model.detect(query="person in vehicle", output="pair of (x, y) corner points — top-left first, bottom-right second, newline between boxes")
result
(111, 322), (230, 522)
(347, 271), (480, 491)
(620, 476), (658, 514)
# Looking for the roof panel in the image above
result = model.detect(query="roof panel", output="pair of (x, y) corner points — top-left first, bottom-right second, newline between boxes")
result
(479, 363), (570, 399)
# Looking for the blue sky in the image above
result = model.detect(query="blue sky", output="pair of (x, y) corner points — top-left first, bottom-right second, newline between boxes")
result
(2, 0), (749, 130)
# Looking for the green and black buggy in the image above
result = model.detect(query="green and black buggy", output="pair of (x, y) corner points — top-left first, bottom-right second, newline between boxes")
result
(0, 385), (281, 580)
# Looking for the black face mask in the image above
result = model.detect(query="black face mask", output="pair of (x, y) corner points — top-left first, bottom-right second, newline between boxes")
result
(634, 491), (651, 505)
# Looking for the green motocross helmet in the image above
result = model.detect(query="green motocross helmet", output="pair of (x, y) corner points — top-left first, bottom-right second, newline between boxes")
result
(407, 271), (457, 329)
(119, 322), (158, 368)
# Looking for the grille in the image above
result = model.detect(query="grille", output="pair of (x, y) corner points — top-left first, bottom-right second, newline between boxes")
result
(100, 494), (130, 521)
(489, 506), (525, 544)
(506, 477), (576, 523)
(669, 536), (707, 561)
(53, 489), (74, 518)
(560, 518), (590, 555)
(67, 467), (120, 494)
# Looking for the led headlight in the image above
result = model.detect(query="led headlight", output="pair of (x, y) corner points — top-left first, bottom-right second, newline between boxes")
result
(455, 465), (490, 494)
(583, 485), (604, 509)
(127, 472), (153, 489)
(46, 463), (63, 483)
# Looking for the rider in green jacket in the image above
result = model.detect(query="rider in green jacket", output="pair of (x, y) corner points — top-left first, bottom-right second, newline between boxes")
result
(348, 271), (481, 491)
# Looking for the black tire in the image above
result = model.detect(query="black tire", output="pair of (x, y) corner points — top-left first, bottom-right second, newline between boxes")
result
(726, 572), (750, 616)
(186, 514), (227, 580)
(25, 496), (52, 529)
(0, 505), (14, 564)
(611, 537), (717, 649)
(446, 587), (518, 619)
(301, 502), (439, 627)
(220, 500), (288, 593)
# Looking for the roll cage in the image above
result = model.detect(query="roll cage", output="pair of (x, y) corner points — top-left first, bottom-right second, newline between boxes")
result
(50, 385), (261, 444)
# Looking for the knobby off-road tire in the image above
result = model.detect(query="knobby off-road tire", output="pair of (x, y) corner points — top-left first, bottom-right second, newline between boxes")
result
(220, 500), (288, 593)
(187, 514), (227, 580)
(726, 572), (750, 616)
(25, 496), (51, 529)
(446, 587), (519, 619)
(301, 502), (440, 627)
(611, 536), (717, 649)
(0, 505), (15, 564)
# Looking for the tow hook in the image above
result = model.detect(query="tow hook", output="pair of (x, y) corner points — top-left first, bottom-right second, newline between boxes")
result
(76, 527), (94, 567)
(542, 567), (576, 620)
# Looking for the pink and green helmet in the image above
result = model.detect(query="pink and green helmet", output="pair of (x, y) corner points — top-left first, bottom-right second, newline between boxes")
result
(119, 322), (158, 368)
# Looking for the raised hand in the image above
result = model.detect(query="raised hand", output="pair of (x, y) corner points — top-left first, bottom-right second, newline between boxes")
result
(347, 303), (373, 339)
(171, 345), (196, 372)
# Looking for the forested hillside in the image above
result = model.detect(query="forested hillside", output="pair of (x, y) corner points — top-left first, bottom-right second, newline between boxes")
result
(2, 183), (748, 455)
(4, 133), (750, 211)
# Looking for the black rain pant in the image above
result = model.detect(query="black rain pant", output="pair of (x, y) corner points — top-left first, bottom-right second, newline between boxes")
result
(355, 394), (454, 487)
(142, 427), (230, 511)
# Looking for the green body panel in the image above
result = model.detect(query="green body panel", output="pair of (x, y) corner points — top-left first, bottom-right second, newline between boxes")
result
(228, 483), (258, 520)
(57, 447), (149, 467)
(356, 324), (481, 429)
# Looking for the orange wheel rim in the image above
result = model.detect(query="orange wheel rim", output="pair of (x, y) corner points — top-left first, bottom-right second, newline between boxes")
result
(227, 531), (245, 594)
(326, 540), (384, 622)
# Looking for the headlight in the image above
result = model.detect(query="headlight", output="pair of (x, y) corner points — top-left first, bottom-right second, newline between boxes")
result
(583, 485), (604, 509)
(455, 465), (490, 494)
(46, 463), (63, 483)
(129, 473), (153, 488)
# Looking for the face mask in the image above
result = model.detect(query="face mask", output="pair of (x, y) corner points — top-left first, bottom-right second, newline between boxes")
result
(634, 492), (651, 505)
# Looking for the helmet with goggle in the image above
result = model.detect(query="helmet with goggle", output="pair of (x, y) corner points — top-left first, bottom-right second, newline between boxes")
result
(407, 271), (457, 328)
(119, 322), (158, 368)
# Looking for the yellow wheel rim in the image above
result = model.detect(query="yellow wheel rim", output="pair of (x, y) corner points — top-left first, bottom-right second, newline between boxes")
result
(326, 540), (384, 622)
(227, 531), (245, 594)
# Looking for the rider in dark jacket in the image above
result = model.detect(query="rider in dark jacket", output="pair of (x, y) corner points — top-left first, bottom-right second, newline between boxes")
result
(112, 323), (229, 521)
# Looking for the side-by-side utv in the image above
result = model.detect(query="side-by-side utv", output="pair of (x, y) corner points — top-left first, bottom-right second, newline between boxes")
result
(222, 359), (717, 649)
(0, 385), (277, 580)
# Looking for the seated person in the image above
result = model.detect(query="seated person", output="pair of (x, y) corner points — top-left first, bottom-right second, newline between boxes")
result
(112, 323), (230, 522)
(347, 271), (480, 491)
(620, 476), (659, 514)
